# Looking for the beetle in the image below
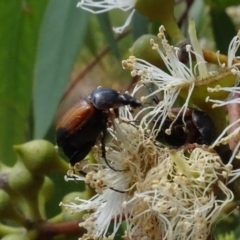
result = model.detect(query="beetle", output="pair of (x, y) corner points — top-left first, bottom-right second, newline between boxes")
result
(155, 108), (234, 164)
(56, 87), (141, 170)
(144, 84), (232, 163)
(142, 83), (215, 147)
(156, 108), (215, 147)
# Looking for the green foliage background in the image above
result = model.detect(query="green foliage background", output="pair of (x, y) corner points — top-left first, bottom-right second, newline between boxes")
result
(0, 0), (240, 239)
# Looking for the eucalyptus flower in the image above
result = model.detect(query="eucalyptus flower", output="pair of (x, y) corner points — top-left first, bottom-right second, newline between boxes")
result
(61, 118), (236, 239)
(61, 23), (240, 240)
(123, 22), (240, 143)
(77, 0), (137, 33)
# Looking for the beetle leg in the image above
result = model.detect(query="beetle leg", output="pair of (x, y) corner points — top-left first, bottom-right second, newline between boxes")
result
(109, 187), (126, 193)
(101, 126), (125, 172)
(101, 123), (126, 193)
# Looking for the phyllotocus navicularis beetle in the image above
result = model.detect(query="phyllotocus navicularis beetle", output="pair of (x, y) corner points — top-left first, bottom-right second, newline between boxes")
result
(56, 87), (141, 169)
(156, 108), (215, 147)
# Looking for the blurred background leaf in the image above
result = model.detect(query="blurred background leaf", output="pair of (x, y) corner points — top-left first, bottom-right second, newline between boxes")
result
(0, 0), (48, 166)
(210, 8), (237, 54)
(0, 0), (240, 239)
(33, 0), (89, 139)
(97, 13), (120, 58)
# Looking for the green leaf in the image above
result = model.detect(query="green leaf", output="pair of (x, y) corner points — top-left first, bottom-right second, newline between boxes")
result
(84, 22), (100, 57)
(97, 13), (120, 58)
(210, 8), (236, 54)
(0, 1), (48, 165)
(33, 0), (89, 138)
(132, 11), (148, 40)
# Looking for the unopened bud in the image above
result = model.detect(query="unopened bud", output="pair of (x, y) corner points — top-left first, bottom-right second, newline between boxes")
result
(13, 140), (68, 175)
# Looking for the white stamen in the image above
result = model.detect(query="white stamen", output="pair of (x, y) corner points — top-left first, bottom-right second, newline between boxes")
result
(77, 0), (137, 33)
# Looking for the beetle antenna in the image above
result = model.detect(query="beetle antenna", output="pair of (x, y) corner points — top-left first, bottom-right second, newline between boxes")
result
(142, 83), (160, 104)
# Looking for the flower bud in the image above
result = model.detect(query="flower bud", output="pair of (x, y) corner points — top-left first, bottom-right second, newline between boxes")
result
(131, 35), (165, 69)
(61, 192), (87, 221)
(135, 0), (174, 22)
(8, 160), (44, 220)
(38, 177), (55, 219)
(135, 0), (185, 43)
(8, 161), (44, 196)
(13, 140), (69, 176)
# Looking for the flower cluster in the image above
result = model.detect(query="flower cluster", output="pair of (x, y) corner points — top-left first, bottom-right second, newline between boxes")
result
(61, 23), (240, 240)
(62, 121), (234, 239)
(123, 25), (240, 139)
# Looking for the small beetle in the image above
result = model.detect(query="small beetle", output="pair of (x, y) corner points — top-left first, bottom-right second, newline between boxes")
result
(56, 87), (141, 169)
(141, 84), (215, 147)
(156, 108), (215, 147)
